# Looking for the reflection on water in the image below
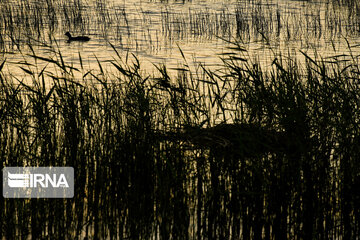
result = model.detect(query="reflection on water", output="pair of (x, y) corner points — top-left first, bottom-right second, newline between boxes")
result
(1, 0), (360, 77)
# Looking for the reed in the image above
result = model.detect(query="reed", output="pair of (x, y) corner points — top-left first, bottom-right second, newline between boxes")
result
(0, 0), (360, 53)
(1, 41), (360, 238)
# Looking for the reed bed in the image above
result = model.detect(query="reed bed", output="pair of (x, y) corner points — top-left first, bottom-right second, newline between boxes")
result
(1, 41), (360, 239)
(0, 0), (360, 53)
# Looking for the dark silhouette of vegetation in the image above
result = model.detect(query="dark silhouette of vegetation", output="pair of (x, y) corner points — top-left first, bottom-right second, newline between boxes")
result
(1, 41), (360, 239)
(1, 0), (360, 239)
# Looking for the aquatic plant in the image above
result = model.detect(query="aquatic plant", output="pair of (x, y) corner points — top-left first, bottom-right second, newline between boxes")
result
(1, 41), (360, 238)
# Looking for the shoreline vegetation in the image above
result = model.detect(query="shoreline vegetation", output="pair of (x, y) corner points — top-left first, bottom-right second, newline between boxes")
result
(1, 0), (360, 238)
(1, 42), (360, 239)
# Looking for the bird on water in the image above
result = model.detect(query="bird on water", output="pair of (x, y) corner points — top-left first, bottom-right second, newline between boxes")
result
(65, 32), (90, 42)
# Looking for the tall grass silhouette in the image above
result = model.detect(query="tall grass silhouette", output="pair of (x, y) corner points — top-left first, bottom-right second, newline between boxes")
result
(1, 41), (360, 239)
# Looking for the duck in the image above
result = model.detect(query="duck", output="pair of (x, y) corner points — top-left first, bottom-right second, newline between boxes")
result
(65, 32), (90, 42)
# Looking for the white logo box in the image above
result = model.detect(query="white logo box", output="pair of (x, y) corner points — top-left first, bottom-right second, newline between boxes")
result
(2, 167), (74, 198)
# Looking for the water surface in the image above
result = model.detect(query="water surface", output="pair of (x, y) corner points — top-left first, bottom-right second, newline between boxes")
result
(1, 0), (360, 77)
